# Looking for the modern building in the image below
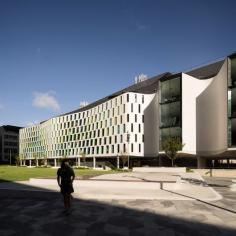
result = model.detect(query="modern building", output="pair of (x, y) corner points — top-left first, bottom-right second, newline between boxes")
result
(19, 52), (236, 168)
(0, 125), (21, 164)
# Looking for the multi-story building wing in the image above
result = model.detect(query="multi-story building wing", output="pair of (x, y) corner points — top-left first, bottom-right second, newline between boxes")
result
(19, 71), (167, 167)
(0, 125), (21, 164)
(19, 52), (236, 168)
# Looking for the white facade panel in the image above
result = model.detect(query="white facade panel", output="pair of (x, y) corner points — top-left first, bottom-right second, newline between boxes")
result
(195, 60), (228, 155)
(182, 73), (212, 154)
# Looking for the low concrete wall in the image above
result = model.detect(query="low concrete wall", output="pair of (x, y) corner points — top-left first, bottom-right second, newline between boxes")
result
(132, 167), (186, 173)
(29, 178), (162, 189)
(194, 169), (236, 178)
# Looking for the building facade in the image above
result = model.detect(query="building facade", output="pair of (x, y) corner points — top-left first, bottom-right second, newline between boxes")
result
(0, 125), (21, 164)
(19, 53), (236, 168)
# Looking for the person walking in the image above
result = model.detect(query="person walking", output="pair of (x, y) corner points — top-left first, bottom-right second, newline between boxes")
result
(57, 159), (75, 213)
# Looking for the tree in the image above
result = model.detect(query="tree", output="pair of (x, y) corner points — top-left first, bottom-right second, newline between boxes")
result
(162, 137), (185, 167)
(79, 151), (86, 166)
(20, 154), (26, 166)
(33, 153), (38, 166)
(15, 155), (21, 166)
(41, 152), (47, 166)
(120, 152), (128, 168)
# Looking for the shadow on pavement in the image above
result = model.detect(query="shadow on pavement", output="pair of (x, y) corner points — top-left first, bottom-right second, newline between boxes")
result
(0, 179), (236, 236)
(162, 188), (236, 215)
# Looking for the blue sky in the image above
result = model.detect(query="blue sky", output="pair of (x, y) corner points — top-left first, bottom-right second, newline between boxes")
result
(0, 0), (236, 127)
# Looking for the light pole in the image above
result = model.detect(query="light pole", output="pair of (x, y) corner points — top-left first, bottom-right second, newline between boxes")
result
(117, 153), (119, 169)
(67, 143), (71, 157)
(126, 132), (130, 169)
(9, 149), (11, 165)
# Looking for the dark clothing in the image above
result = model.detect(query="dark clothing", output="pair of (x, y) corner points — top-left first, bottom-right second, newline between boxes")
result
(60, 183), (74, 195)
(57, 166), (75, 195)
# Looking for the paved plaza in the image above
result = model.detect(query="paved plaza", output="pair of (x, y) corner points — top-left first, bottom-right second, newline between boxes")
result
(0, 174), (236, 235)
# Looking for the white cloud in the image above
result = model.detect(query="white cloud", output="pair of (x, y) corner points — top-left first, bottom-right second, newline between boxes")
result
(26, 120), (39, 127)
(33, 91), (60, 112)
(137, 25), (148, 30)
(136, 24), (149, 31)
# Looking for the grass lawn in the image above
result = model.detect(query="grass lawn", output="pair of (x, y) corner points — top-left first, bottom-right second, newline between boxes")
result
(0, 165), (118, 182)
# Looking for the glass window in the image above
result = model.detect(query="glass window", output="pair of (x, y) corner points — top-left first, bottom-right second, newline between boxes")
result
(160, 77), (181, 103)
(160, 127), (181, 150)
(231, 57), (236, 86)
(160, 101), (181, 128)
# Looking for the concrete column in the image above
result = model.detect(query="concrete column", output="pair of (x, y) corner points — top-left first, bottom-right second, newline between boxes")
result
(117, 156), (120, 169)
(20, 160), (22, 166)
(93, 157), (96, 169)
(23, 160), (26, 166)
(54, 159), (57, 167)
(29, 159), (32, 166)
(78, 157), (81, 167)
(197, 156), (207, 169)
(36, 159), (38, 167)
